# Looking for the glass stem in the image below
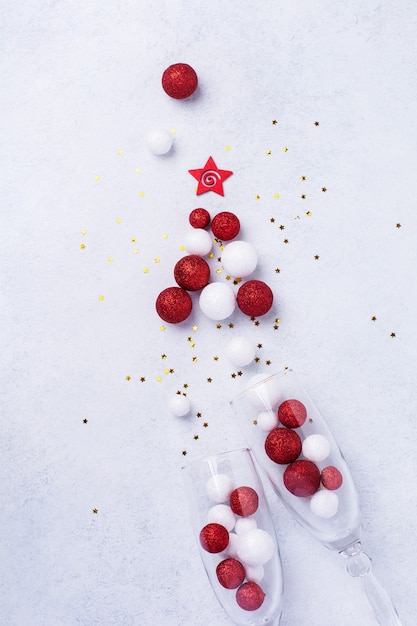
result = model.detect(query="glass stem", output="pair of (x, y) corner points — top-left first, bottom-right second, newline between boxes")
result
(340, 542), (402, 626)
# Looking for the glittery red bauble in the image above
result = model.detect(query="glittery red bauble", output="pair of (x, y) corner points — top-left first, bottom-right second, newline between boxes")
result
(278, 399), (307, 428)
(236, 582), (265, 611)
(264, 428), (302, 464)
(199, 523), (229, 553)
(155, 286), (192, 324)
(216, 558), (246, 589)
(211, 212), (240, 241)
(174, 255), (210, 291)
(230, 486), (259, 517)
(189, 208), (211, 229)
(236, 280), (273, 317)
(321, 465), (343, 490)
(283, 460), (321, 497)
(161, 63), (198, 99)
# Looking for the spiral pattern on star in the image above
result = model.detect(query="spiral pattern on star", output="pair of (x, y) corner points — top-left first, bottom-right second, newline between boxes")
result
(201, 169), (222, 188)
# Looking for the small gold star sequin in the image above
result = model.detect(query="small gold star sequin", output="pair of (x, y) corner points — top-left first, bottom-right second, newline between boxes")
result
(266, 150), (272, 155)
(135, 168), (141, 173)
(274, 193), (280, 199)
(83, 418), (88, 424)
(179, 245), (185, 251)
(80, 243), (86, 250)
(117, 150), (123, 155)
(228, 323), (234, 328)
(279, 225), (285, 230)
(131, 237), (136, 243)
(139, 191), (145, 197)
(283, 147), (288, 152)
(272, 120), (278, 125)
(183, 384), (188, 389)
(396, 223), (402, 228)
(255, 195), (261, 200)
(306, 211), (312, 217)
(371, 316), (377, 321)
(270, 218), (275, 223)
(108, 257), (113, 262)
(133, 249), (139, 254)
(98, 295), (105, 301)
(301, 195), (306, 200)
(266, 360), (272, 366)
(143, 267), (149, 273)
(275, 268), (281, 273)
(140, 377), (146, 382)
(192, 356), (198, 362)
(314, 255), (320, 260)
(273, 324), (279, 330)
(125, 376), (131, 381)
(257, 343), (263, 349)
(275, 318), (281, 324)
(314, 121), (320, 126)
(213, 355), (219, 361)
(160, 326), (166, 331)
(233, 278), (242, 285)
(208, 253), (214, 259)
(301, 176), (306, 181)
(192, 325), (198, 331)
(254, 321), (260, 326)
(92, 509), (98, 514)
(255, 357), (260, 363)
(154, 258), (160, 263)
(225, 145), (231, 151)
(164, 369), (169, 374)
(203, 422), (208, 428)
(162, 233), (168, 239)
(182, 450), (187, 456)
(253, 419), (257, 425)
(237, 371), (243, 376)
(226, 275), (231, 280)
(216, 324), (222, 329)
(322, 187), (327, 192)
(81, 229), (87, 235)
(196, 412), (202, 418)
(231, 373), (237, 379)
(116, 218), (122, 223)
(156, 376), (162, 382)
(94, 176), (100, 181)
(391, 332), (396, 338)
(207, 378), (212, 383)
(194, 435), (199, 440)
(216, 268), (222, 274)
(283, 239), (289, 244)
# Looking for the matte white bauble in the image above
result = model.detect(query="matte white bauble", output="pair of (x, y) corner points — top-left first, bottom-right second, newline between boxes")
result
(226, 336), (256, 367)
(237, 528), (275, 566)
(221, 241), (258, 277)
(245, 564), (264, 583)
(257, 410), (278, 432)
(224, 532), (240, 558)
(207, 504), (236, 531)
(235, 517), (257, 535)
(184, 229), (213, 255)
(245, 373), (282, 410)
(145, 128), (173, 155)
(199, 282), (236, 320)
(206, 473), (234, 502)
(302, 434), (331, 462)
(168, 394), (190, 417)
(310, 489), (339, 518)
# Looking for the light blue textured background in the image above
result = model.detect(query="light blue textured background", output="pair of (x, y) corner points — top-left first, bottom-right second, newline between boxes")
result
(1, 1), (417, 625)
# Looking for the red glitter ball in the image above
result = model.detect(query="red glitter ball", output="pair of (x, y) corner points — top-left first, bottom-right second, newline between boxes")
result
(174, 255), (210, 291)
(199, 523), (229, 553)
(278, 399), (307, 428)
(155, 286), (192, 324)
(216, 558), (246, 589)
(189, 208), (211, 229)
(283, 460), (321, 497)
(321, 466), (343, 490)
(264, 428), (302, 464)
(229, 486), (259, 517)
(161, 63), (198, 99)
(236, 582), (266, 611)
(236, 280), (273, 317)
(211, 211), (240, 241)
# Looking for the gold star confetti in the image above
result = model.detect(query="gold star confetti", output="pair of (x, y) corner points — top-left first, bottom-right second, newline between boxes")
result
(117, 150), (123, 155)
(272, 120), (278, 125)
(143, 267), (149, 273)
(164, 369), (170, 374)
(125, 375), (131, 381)
(139, 191), (145, 197)
(275, 268), (281, 273)
(371, 316), (377, 321)
(156, 376), (162, 382)
(207, 378), (212, 383)
(270, 218), (275, 223)
(306, 211), (312, 216)
(255, 357), (260, 363)
(266, 360), (272, 366)
(225, 145), (231, 151)
(192, 356), (198, 362)
(255, 195), (261, 200)
(314, 121), (320, 126)
(237, 371), (243, 376)
(314, 255), (320, 260)
(322, 187), (327, 192)
(266, 150), (272, 155)
(182, 450), (187, 456)
(92, 508), (98, 514)
(213, 355), (219, 361)
(203, 422), (208, 428)
(133, 248), (139, 254)
(80, 243), (86, 250)
(160, 326), (166, 331)
(301, 176), (306, 181)
(279, 225), (285, 230)
(257, 343), (263, 349)
(254, 321), (260, 326)
(396, 223), (402, 228)
(131, 237), (136, 243)
(108, 257), (113, 262)
(284, 239), (289, 244)
(116, 217), (122, 223)
(162, 233), (168, 239)
(231, 373), (236, 379)
(192, 325), (198, 331)
(283, 147), (288, 152)
(208, 253), (214, 259)
(83, 418), (88, 424)
(391, 332), (396, 338)
(94, 176), (100, 181)
(183, 384), (189, 389)
(154, 257), (160, 263)
(301, 195), (306, 200)
(140, 377), (146, 382)
(275, 318), (281, 324)
(179, 245), (185, 251)
(216, 323), (222, 329)
(98, 295), (105, 301)
(273, 324), (279, 330)
(216, 268), (222, 274)
(81, 229), (87, 235)
(253, 419), (257, 425)
(193, 435), (199, 440)
(196, 412), (202, 418)
(274, 193), (280, 199)
(135, 168), (141, 173)
(161, 354), (167, 359)
(228, 323), (234, 328)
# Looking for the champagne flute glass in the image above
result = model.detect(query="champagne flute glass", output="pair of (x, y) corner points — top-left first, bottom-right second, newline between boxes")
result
(230, 370), (402, 626)
(183, 448), (284, 625)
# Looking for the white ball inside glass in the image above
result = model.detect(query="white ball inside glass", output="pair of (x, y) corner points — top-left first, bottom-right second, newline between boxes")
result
(168, 394), (190, 417)
(235, 517), (257, 535)
(245, 564), (264, 583)
(184, 229), (213, 256)
(199, 282), (236, 320)
(310, 489), (339, 518)
(207, 504), (236, 531)
(224, 532), (240, 558)
(221, 241), (258, 277)
(226, 336), (256, 367)
(245, 373), (282, 410)
(257, 410), (278, 432)
(145, 128), (173, 155)
(302, 434), (331, 462)
(206, 473), (234, 502)
(236, 528), (275, 566)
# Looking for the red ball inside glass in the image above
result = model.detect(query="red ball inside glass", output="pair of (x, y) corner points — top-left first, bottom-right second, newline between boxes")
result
(211, 211), (240, 241)
(216, 558), (246, 589)
(278, 399), (307, 428)
(230, 486), (259, 517)
(236, 581), (265, 611)
(283, 460), (321, 497)
(321, 465), (343, 490)
(162, 63), (198, 99)
(265, 427), (302, 464)
(174, 255), (210, 291)
(189, 208), (210, 229)
(199, 523), (229, 553)
(237, 280), (273, 317)
(155, 286), (192, 323)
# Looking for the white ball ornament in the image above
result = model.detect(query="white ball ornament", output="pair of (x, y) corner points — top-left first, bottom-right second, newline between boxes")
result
(206, 473), (234, 502)
(184, 229), (212, 256)
(168, 394), (190, 417)
(237, 528), (275, 566)
(310, 489), (339, 518)
(221, 241), (258, 277)
(235, 517), (257, 535)
(245, 564), (264, 583)
(256, 410), (278, 432)
(207, 504), (236, 531)
(199, 282), (236, 320)
(302, 434), (331, 462)
(245, 373), (282, 410)
(224, 532), (241, 558)
(226, 336), (256, 367)
(145, 128), (173, 155)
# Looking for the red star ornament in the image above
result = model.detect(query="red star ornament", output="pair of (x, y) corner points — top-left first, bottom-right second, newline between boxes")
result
(189, 156), (233, 196)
